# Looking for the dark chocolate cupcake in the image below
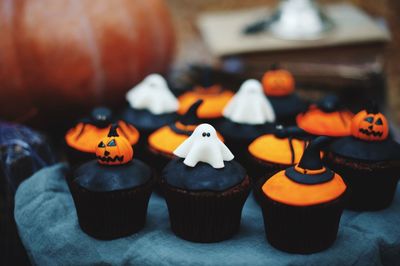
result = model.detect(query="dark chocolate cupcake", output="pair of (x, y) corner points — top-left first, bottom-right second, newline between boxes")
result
(177, 84), (234, 123)
(296, 95), (354, 137)
(65, 107), (139, 165)
(248, 126), (311, 182)
(261, 66), (308, 125)
(121, 74), (179, 155)
(218, 79), (275, 166)
(70, 125), (154, 240)
(257, 137), (347, 254)
(161, 124), (251, 243)
(325, 107), (400, 211)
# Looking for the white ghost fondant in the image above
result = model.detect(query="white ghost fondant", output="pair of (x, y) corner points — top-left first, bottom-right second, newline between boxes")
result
(174, 124), (234, 169)
(126, 74), (179, 115)
(223, 79), (276, 124)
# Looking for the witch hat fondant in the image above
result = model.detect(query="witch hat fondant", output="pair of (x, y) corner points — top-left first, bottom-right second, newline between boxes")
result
(286, 136), (333, 184)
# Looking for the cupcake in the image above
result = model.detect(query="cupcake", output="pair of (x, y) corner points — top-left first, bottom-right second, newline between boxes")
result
(258, 137), (347, 253)
(70, 125), (154, 239)
(218, 79), (276, 166)
(65, 107), (139, 165)
(121, 74), (179, 154)
(248, 126), (310, 182)
(161, 124), (251, 243)
(325, 106), (400, 211)
(262, 66), (308, 125)
(147, 100), (224, 174)
(296, 95), (354, 137)
(177, 85), (234, 123)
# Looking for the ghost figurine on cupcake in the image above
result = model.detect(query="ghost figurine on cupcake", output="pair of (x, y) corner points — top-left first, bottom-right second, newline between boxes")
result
(161, 124), (251, 242)
(218, 79), (276, 166)
(121, 74), (179, 152)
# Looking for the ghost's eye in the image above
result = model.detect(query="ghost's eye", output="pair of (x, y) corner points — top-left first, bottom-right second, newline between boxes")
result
(207, 133), (210, 137)
(98, 141), (105, 148)
(107, 139), (116, 146)
(202, 132), (207, 137)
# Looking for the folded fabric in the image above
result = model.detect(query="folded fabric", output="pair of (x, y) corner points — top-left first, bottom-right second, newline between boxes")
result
(15, 163), (400, 266)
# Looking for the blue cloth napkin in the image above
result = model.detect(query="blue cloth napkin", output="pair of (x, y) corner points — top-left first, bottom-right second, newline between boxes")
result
(15, 163), (400, 266)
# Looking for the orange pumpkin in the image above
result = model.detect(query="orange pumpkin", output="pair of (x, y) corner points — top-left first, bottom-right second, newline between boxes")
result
(0, 0), (175, 123)
(351, 110), (389, 141)
(96, 125), (133, 165)
(262, 69), (295, 97)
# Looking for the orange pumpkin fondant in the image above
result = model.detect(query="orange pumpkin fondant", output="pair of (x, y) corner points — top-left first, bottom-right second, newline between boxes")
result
(177, 85), (234, 119)
(296, 105), (354, 137)
(262, 69), (295, 97)
(351, 110), (389, 141)
(248, 135), (307, 165)
(96, 125), (133, 165)
(65, 120), (139, 154)
(0, 0), (175, 123)
(262, 170), (346, 207)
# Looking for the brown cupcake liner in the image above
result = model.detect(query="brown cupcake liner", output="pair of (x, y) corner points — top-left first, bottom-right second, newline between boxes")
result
(70, 176), (155, 240)
(325, 153), (400, 211)
(247, 154), (290, 184)
(160, 176), (251, 243)
(257, 180), (346, 254)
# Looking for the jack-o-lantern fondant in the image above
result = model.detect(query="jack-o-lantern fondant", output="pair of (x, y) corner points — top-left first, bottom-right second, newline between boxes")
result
(262, 68), (295, 97)
(351, 109), (389, 141)
(96, 125), (133, 165)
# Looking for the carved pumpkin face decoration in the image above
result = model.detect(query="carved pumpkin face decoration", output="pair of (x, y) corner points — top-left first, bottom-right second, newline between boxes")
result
(351, 110), (389, 141)
(262, 69), (295, 97)
(96, 126), (133, 165)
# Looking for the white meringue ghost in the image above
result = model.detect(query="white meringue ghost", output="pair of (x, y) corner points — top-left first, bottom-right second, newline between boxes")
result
(223, 79), (276, 124)
(174, 124), (234, 169)
(126, 74), (179, 115)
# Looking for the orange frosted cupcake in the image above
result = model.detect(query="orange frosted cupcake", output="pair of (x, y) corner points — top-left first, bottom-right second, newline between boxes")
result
(248, 126), (310, 181)
(258, 137), (347, 254)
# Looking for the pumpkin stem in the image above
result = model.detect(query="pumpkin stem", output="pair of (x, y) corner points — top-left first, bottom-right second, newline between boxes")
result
(108, 124), (119, 137)
(270, 63), (280, 70)
(180, 99), (203, 125)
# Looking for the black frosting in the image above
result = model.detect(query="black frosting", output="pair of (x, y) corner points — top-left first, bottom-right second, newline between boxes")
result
(74, 160), (152, 192)
(218, 118), (275, 141)
(163, 158), (246, 191)
(121, 106), (177, 132)
(269, 93), (308, 119)
(328, 136), (400, 162)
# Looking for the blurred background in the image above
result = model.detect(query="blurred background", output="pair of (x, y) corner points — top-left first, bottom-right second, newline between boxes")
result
(167, 0), (400, 123)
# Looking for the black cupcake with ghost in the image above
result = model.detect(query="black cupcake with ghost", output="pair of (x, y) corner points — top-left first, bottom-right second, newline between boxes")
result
(218, 79), (275, 165)
(121, 74), (179, 155)
(161, 123), (251, 243)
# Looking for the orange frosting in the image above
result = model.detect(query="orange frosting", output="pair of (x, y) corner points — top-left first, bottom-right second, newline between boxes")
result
(65, 121), (139, 153)
(248, 135), (307, 165)
(177, 85), (234, 119)
(262, 170), (346, 206)
(148, 123), (224, 155)
(296, 105), (354, 137)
